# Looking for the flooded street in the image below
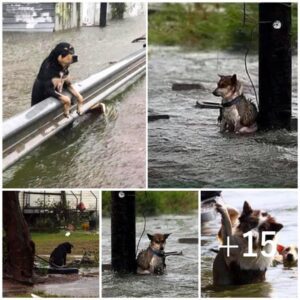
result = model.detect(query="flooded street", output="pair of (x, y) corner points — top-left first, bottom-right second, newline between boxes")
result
(4, 267), (99, 297)
(102, 214), (199, 297)
(4, 79), (145, 188)
(201, 190), (298, 298)
(148, 47), (297, 188)
(3, 16), (146, 188)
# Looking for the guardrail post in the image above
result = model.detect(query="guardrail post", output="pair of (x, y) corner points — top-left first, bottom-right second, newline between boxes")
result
(111, 191), (136, 273)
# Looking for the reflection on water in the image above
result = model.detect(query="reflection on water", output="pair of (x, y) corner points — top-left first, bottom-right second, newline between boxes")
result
(3, 79), (146, 188)
(201, 191), (298, 298)
(148, 47), (297, 188)
(102, 214), (199, 298)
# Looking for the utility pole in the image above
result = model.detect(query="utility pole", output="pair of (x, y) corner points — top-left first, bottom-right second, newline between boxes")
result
(111, 191), (136, 273)
(100, 3), (107, 27)
(258, 3), (292, 130)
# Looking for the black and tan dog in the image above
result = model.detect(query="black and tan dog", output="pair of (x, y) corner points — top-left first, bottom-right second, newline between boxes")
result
(213, 74), (258, 133)
(137, 233), (170, 275)
(31, 42), (83, 117)
(49, 242), (73, 267)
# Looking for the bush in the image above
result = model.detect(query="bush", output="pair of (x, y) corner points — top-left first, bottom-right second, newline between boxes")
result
(149, 3), (297, 52)
(102, 191), (198, 216)
(111, 3), (126, 20)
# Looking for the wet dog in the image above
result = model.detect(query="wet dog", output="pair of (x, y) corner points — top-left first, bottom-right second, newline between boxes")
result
(49, 242), (73, 267)
(213, 74), (258, 133)
(275, 244), (298, 267)
(213, 201), (283, 285)
(31, 42), (83, 117)
(136, 233), (170, 275)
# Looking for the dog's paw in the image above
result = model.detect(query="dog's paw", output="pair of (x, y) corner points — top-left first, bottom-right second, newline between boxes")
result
(64, 112), (70, 118)
(215, 200), (226, 214)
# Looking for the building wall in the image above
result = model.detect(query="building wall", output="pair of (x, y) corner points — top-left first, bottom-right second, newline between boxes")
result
(82, 3), (146, 26)
(3, 3), (81, 32)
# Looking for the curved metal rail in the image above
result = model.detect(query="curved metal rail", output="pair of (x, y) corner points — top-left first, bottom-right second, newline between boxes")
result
(3, 48), (146, 171)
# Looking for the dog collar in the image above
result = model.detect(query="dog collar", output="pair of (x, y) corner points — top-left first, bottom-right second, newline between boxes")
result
(150, 248), (165, 257)
(222, 95), (243, 108)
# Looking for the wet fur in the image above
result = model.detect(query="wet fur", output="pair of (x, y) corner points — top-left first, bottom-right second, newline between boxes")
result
(31, 42), (83, 117)
(213, 201), (283, 286)
(213, 74), (258, 133)
(49, 242), (73, 267)
(136, 233), (170, 275)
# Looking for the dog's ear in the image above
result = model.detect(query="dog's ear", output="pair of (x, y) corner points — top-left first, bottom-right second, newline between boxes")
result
(218, 74), (223, 78)
(242, 201), (253, 215)
(270, 222), (283, 233)
(164, 233), (171, 240)
(231, 74), (237, 84)
(147, 233), (153, 241)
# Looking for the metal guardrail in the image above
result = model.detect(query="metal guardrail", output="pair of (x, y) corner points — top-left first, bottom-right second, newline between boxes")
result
(3, 48), (146, 171)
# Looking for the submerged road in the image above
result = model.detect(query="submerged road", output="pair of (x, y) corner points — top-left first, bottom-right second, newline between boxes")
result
(3, 14), (146, 119)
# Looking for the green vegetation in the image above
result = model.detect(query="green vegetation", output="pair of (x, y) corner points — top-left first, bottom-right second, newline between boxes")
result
(149, 3), (297, 51)
(31, 231), (99, 255)
(111, 3), (126, 20)
(102, 191), (198, 217)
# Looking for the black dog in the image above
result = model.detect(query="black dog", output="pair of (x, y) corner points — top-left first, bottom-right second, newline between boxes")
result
(49, 242), (73, 267)
(31, 42), (83, 117)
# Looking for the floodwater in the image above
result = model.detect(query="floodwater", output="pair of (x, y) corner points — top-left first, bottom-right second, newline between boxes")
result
(4, 79), (146, 188)
(148, 47), (297, 188)
(102, 214), (199, 297)
(201, 190), (298, 298)
(3, 15), (146, 118)
(3, 16), (146, 188)
(3, 267), (99, 297)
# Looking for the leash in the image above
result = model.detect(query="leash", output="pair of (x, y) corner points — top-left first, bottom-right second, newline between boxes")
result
(135, 192), (148, 257)
(35, 254), (61, 269)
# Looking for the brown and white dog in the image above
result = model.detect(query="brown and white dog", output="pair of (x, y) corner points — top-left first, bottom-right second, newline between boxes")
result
(136, 233), (170, 275)
(213, 201), (283, 286)
(212, 74), (258, 134)
(275, 244), (298, 267)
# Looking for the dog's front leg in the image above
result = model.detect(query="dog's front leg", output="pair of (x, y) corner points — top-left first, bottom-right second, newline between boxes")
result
(220, 119), (227, 133)
(215, 202), (233, 238)
(67, 84), (84, 115)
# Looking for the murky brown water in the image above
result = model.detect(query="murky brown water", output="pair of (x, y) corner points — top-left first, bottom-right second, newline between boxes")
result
(3, 15), (146, 119)
(3, 15), (146, 188)
(4, 268), (99, 298)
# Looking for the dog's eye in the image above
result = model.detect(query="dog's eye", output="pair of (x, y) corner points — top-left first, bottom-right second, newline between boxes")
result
(286, 247), (290, 251)
(262, 212), (268, 217)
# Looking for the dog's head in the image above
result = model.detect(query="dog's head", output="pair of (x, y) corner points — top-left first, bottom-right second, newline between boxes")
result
(147, 233), (171, 251)
(237, 201), (283, 250)
(49, 42), (78, 67)
(213, 74), (242, 99)
(278, 244), (298, 267)
(62, 242), (73, 253)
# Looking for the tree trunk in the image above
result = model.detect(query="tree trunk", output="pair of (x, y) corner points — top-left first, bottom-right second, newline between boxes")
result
(3, 191), (35, 284)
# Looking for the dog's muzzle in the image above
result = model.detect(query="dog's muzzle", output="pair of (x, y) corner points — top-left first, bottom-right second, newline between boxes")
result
(72, 54), (78, 63)
(212, 89), (220, 96)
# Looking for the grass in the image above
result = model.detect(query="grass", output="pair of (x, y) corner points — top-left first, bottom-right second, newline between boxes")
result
(102, 191), (198, 217)
(149, 3), (297, 51)
(31, 231), (99, 255)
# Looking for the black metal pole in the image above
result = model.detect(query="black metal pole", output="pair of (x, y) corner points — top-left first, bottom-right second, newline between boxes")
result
(100, 3), (107, 28)
(258, 3), (292, 130)
(111, 191), (136, 273)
